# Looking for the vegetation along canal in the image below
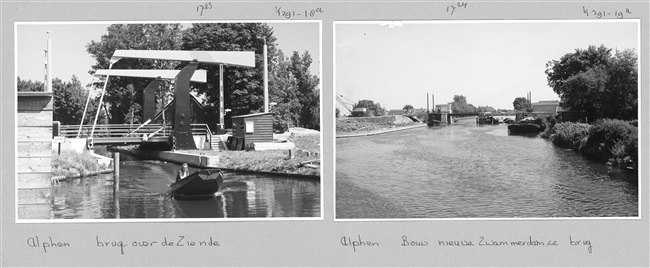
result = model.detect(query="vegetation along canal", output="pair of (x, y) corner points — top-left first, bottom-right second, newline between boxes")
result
(336, 119), (638, 219)
(52, 158), (320, 219)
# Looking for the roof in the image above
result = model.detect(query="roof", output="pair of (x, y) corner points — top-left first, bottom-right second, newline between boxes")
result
(231, 112), (274, 119)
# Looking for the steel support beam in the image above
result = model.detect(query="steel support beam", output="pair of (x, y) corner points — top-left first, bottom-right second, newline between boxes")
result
(143, 78), (162, 122)
(172, 61), (199, 150)
(95, 69), (207, 83)
(112, 50), (255, 68)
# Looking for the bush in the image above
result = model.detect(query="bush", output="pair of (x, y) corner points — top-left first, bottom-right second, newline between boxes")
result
(579, 119), (638, 166)
(52, 151), (107, 177)
(550, 122), (592, 150)
(539, 116), (556, 139)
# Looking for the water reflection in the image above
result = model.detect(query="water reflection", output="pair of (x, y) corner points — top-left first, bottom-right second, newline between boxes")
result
(336, 122), (638, 219)
(51, 161), (320, 219)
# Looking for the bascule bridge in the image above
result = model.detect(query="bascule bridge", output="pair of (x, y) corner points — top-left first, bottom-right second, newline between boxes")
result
(59, 50), (255, 150)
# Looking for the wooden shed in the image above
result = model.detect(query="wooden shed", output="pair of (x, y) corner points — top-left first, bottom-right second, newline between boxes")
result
(230, 112), (274, 150)
(17, 92), (53, 219)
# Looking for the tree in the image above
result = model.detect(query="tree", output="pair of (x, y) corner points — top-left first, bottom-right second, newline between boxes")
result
(512, 97), (531, 111)
(353, 99), (386, 116)
(17, 77), (45, 92)
(451, 95), (477, 114)
(289, 51), (320, 130)
(605, 49), (638, 120)
(477, 106), (496, 113)
(269, 50), (301, 131)
(403, 104), (414, 113)
(335, 108), (340, 118)
(545, 45), (637, 120)
(268, 49), (320, 132)
(52, 75), (103, 126)
(181, 23), (278, 120)
(86, 24), (183, 124)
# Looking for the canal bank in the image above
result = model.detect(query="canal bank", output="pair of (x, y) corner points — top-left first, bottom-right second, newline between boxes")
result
(109, 146), (320, 180)
(52, 150), (115, 183)
(337, 123), (427, 138)
(539, 119), (638, 173)
(336, 115), (425, 138)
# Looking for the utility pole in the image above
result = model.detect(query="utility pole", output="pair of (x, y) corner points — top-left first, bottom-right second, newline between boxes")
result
(45, 31), (52, 92)
(263, 38), (269, 113)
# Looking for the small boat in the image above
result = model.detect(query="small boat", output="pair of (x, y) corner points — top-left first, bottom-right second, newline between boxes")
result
(476, 116), (499, 125)
(170, 169), (224, 199)
(427, 119), (441, 126)
(507, 123), (541, 133)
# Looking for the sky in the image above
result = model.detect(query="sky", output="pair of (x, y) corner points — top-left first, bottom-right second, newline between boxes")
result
(15, 21), (320, 90)
(335, 20), (639, 114)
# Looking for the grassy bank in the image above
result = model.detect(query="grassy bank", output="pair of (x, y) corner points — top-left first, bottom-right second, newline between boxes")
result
(180, 133), (320, 177)
(541, 119), (638, 169)
(336, 115), (420, 134)
(52, 151), (109, 178)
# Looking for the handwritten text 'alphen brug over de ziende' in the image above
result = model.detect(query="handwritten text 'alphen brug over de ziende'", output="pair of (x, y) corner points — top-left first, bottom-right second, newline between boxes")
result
(96, 235), (220, 255)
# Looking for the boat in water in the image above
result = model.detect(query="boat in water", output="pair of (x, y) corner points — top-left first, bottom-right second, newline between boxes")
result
(476, 115), (499, 125)
(508, 117), (542, 134)
(170, 169), (224, 199)
(427, 119), (442, 126)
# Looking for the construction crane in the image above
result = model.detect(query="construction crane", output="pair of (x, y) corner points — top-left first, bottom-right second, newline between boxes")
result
(336, 94), (354, 114)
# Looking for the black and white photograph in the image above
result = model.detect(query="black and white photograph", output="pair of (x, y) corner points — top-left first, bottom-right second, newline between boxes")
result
(16, 21), (322, 220)
(2, 0), (649, 267)
(335, 20), (639, 219)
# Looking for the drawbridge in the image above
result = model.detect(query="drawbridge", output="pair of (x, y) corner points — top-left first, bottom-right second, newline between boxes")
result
(74, 50), (254, 150)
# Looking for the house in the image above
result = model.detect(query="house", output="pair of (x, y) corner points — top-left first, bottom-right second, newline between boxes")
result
(530, 100), (560, 119)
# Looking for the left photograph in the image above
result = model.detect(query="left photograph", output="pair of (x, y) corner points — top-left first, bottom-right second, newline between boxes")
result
(16, 21), (322, 220)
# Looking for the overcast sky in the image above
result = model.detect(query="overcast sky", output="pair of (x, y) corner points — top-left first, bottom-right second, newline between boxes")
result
(335, 20), (638, 113)
(16, 21), (320, 89)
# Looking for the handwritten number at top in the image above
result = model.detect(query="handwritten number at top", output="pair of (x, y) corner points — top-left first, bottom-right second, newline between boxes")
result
(197, 2), (213, 16)
(447, 2), (468, 16)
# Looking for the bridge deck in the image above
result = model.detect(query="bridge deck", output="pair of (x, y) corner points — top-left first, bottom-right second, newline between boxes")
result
(58, 123), (213, 145)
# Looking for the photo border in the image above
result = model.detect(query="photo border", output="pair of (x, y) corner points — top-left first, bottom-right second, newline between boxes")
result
(14, 19), (324, 223)
(333, 19), (642, 222)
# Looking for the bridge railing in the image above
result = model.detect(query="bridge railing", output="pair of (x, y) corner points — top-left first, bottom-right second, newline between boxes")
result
(59, 124), (173, 139)
(190, 124), (213, 147)
(59, 124), (213, 140)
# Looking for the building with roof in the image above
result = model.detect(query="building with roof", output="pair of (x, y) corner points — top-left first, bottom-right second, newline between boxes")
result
(530, 100), (560, 119)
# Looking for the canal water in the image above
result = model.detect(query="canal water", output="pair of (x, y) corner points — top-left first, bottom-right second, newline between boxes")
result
(336, 118), (638, 219)
(51, 159), (320, 219)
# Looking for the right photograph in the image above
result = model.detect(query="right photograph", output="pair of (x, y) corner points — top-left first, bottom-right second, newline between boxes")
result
(334, 20), (640, 219)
